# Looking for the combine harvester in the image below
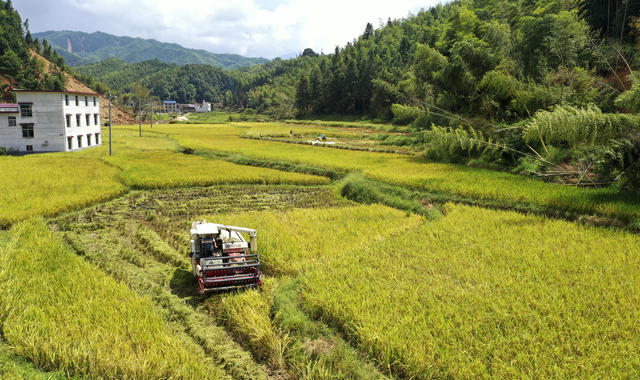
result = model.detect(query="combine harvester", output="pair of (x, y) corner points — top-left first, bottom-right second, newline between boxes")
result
(190, 220), (263, 293)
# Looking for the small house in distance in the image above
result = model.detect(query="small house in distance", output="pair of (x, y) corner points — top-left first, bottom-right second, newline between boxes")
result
(164, 100), (178, 113)
(179, 103), (197, 113)
(195, 101), (211, 113)
(0, 90), (102, 153)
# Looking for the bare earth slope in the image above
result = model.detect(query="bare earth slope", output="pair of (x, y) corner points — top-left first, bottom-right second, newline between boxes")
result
(30, 50), (135, 125)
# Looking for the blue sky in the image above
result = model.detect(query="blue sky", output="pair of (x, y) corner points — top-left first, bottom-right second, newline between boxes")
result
(15, 0), (445, 58)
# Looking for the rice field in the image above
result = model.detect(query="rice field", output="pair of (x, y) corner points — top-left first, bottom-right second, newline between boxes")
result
(2, 117), (640, 378)
(108, 150), (329, 188)
(154, 123), (640, 221)
(0, 126), (328, 225)
(209, 203), (640, 378)
(0, 340), (75, 380)
(0, 154), (126, 227)
(0, 219), (225, 379)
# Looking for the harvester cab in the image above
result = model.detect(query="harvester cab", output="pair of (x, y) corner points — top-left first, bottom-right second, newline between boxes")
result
(190, 220), (263, 293)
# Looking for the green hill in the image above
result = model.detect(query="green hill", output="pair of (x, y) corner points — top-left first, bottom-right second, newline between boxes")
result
(74, 58), (239, 104)
(32, 30), (269, 69)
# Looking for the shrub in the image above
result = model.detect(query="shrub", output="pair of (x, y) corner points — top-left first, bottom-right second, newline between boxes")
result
(524, 105), (638, 146)
(391, 103), (425, 125)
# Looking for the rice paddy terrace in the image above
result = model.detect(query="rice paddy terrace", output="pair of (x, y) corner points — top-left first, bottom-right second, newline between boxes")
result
(1, 119), (639, 379)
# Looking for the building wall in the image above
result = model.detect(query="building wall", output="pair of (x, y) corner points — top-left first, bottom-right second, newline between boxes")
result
(195, 101), (211, 113)
(0, 92), (102, 153)
(164, 102), (178, 113)
(16, 92), (67, 152)
(0, 113), (21, 151)
(62, 94), (101, 151)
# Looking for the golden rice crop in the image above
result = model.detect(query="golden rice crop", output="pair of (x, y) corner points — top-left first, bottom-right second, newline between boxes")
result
(107, 150), (329, 188)
(0, 154), (126, 227)
(156, 123), (640, 220)
(209, 204), (422, 276)
(0, 340), (71, 380)
(301, 204), (640, 378)
(206, 203), (640, 378)
(238, 122), (375, 139)
(0, 219), (226, 379)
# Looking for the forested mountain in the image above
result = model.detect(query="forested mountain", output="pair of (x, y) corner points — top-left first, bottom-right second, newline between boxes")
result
(74, 58), (239, 104)
(0, 0), (67, 100)
(239, 0), (639, 120)
(33, 30), (269, 69)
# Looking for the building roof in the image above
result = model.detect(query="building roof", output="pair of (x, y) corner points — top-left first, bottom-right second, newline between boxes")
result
(0, 104), (18, 113)
(164, 100), (177, 104)
(13, 89), (100, 96)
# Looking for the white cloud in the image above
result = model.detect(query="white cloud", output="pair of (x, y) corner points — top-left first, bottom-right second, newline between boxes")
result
(20, 0), (447, 58)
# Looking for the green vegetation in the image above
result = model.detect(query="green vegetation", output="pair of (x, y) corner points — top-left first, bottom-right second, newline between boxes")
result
(0, 0), (67, 97)
(0, 340), (77, 380)
(75, 59), (239, 104)
(0, 219), (224, 379)
(340, 173), (426, 215)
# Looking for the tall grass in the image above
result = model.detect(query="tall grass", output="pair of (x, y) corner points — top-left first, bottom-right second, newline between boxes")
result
(0, 219), (225, 379)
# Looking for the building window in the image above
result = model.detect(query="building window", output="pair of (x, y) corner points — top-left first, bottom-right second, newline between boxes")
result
(75, 96), (79, 106)
(87, 134), (92, 146)
(94, 113), (99, 125)
(85, 114), (91, 126)
(67, 136), (73, 150)
(19, 104), (32, 117)
(65, 95), (69, 106)
(77, 135), (83, 148)
(25, 145), (33, 152)
(8, 116), (16, 127)
(95, 133), (100, 144)
(84, 96), (88, 106)
(21, 124), (34, 138)
(76, 114), (81, 127)
(65, 114), (71, 128)
(93, 97), (97, 106)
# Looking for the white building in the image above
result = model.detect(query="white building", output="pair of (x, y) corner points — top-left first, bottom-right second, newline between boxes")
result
(0, 90), (102, 153)
(195, 101), (211, 113)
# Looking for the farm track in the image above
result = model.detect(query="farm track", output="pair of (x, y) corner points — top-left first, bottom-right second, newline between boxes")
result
(49, 185), (387, 379)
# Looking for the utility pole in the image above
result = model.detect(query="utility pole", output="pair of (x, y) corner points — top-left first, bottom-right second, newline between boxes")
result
(138, 101), (142, 137)
(108, 90), (112, 156)
(149, 101), (153, 129)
